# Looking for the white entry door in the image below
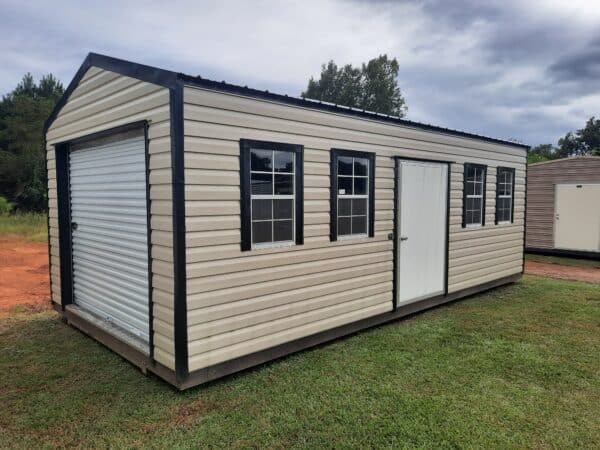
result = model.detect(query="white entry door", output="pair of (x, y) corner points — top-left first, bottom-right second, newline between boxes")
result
(396, 160), (448, 305)
(554, 184), (600, 252)
(69, 129), (150, 346)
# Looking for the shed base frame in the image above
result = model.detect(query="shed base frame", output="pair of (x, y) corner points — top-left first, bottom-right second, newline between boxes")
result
(53, 273), (521, 390)
(526, 247), (600, 261)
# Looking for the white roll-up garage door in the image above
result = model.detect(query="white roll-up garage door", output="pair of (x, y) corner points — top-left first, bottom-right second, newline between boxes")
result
(69, 129), (149, 347)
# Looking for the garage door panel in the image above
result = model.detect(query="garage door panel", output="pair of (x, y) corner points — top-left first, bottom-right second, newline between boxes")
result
(70, 131), (150, 346)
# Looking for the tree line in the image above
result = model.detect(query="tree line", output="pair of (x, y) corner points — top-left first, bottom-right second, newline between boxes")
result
(528, 117), (600, 163)
(0, 56), (596, 212)
(0, 74), (64, 212)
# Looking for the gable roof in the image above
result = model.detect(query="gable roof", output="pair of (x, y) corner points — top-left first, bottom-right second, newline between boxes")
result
(45, 52), (529, 150)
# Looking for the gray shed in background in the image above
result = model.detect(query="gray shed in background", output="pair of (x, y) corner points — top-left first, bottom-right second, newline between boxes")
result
(525, 156), (600, 258)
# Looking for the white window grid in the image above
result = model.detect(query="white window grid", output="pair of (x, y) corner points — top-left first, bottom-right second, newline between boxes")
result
(497, 169), (513, 223)
(465, 166), (485, 226)
(337, 156), (369, 238)
(250, 149), (295, 249)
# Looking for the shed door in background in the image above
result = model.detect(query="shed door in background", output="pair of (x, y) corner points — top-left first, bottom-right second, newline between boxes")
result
(396, 161), (447, 306)
(554, 184), (600, 252)
(69, 130), (150, 346)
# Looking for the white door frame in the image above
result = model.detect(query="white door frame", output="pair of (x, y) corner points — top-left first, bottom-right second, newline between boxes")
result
(393, 157), (451, 309)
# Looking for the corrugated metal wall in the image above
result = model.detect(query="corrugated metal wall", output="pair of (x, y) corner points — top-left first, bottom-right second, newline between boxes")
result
(46, 68), (175, 370)
(182, 85), (526, 372)
(525, 157), (600, 250)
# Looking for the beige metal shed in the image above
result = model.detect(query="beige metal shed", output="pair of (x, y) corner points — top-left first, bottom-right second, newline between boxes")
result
(525, 156), (600, 258)
(45, 53), (528, 389)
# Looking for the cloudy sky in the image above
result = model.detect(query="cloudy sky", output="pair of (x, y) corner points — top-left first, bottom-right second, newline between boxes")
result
(1, 0), (599, 146)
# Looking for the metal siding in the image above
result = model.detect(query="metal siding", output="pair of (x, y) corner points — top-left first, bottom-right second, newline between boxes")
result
(70, 134), (149, 344)
(525, 157), (600, 250)
(183, 85), (526, 372)
(46, 68), (175, 370)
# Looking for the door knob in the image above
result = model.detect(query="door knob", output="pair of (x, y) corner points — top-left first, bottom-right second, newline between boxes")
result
(400, 236), (408, 241)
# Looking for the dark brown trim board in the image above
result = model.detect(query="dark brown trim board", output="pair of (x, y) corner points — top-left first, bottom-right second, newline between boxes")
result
(54, 272), (522, 390)
(54, 303), (178, 387)
(181, 273), (521, 389)
(526, 247), (600, 260)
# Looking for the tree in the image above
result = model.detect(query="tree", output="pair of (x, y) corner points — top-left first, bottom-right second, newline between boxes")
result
(0, 73), (63, 211)
(527, 117), (600, 164)
(302, 55), (407, 117)
(528, 144), (556, 164)
(556, 116), (600, 158)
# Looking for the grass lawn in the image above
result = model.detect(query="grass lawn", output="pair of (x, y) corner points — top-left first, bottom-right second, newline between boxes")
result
(525, 253), (600, 270)
(0, 213), (47, 242)
(1, 276), (599, 448)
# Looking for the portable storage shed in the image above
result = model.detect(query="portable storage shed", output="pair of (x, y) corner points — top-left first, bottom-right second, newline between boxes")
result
(45, 53), (528, 389)
(525, 157), (600, 258)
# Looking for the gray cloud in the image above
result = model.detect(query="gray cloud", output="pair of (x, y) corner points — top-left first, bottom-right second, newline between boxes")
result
(0, 0), (598, 146)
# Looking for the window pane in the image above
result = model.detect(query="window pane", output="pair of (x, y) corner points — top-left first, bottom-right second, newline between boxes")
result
(273, 220), (293, 241)
(252, 199), (272, 220)
(474, 180), (483, 196)
(251, 173), (272, 195)
(274, 174), (294, 195)
(354, 158), (368, 176)
(354, 177), (368, 195)
(274, 151), (294, 173)
(338, 157), (353, 175)
(252, 221), (272, 244)
(338, 217), (351, 236)
(338, 176), (353, 195)
(352, 216), (367, 234)
(251, 149), (272, 172)
(472, 209), (481, 224)
(352, 198), (367, 216)
(273, 199), (293, 219)
(338, 198), (351, 216)
(466, 166), (476, 182)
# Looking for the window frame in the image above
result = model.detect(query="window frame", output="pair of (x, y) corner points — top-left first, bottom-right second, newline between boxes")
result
(330, 148), (376, 241)
(239, 139), (304, 251)
(495, 166), (515, 225)
(462, 163), (487, 228)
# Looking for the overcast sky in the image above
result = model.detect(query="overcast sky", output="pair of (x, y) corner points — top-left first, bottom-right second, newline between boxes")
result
(1, 0), (599, 146)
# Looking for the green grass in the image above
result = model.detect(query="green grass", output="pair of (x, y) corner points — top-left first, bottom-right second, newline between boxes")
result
(0, 213), (47, 242)
(525, 253), (600, 269)
(1, 276), (599, 448)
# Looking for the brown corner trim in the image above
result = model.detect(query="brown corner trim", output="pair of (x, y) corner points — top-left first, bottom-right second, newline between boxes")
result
(180, 273), (521, 390)
(53, 303), (178, 388)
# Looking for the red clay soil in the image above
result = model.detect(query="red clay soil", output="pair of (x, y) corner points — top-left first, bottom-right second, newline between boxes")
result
(524, 260), (600, 284)
(0, 236), (50, 311)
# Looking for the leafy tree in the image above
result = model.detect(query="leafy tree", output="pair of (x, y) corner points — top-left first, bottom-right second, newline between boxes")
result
(556, 116), (600, 158)
(528, 117), (600, 164)
(0, 73), (63, 211)
(302, 55), (407, 117)
(528, 143), (556, 164)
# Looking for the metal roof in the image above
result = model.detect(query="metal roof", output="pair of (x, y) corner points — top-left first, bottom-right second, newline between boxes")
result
(45, 52), (529, 150)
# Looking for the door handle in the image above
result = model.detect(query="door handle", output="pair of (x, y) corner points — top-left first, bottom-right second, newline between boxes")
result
(400, 236), (408, 241)
(71, 222), (78, 231)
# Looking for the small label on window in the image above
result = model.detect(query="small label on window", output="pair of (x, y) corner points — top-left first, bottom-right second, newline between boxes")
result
(339, 189), (346, 195)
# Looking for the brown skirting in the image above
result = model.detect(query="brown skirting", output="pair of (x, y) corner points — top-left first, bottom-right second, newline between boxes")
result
(54, 273), (521, 390)
(526, 247), (600, 260)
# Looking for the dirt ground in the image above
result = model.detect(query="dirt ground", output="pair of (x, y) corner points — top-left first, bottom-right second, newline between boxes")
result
(524, 260), (600, 284)
(0, 236), (50, 311)
(0, 237), (597, 312)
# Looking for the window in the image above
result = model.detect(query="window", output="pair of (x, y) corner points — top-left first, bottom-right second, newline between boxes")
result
(240, 139), (303, 250)
(462, 163), (487, 227)
(495, 167), (515, 224)
(330, 149), (375, 240)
